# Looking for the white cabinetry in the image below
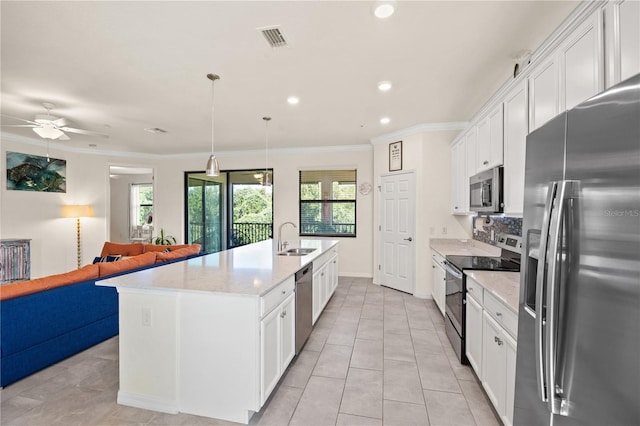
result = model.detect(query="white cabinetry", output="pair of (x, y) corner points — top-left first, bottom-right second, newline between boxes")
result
(465, 284), (483, 375)
(430, 250), (446, 316)
(260, 284), (296, 405)
(312, 246), (339, 324)
(451, 137), (468, 215)
(465, 127), (478, 178)
(529, 58), (558, 132)
(464, 276), (518, 426)
(558, 10), (604, 111)
(503, 80), (528, 215)
(605, 0), (640, 87)
(476, 104), (504, 172)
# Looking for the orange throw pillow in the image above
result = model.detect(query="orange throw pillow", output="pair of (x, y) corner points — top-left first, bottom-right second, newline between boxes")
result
(100, 242), (145, 257)
(143, 244), (191, 253)
(154, 245), (201, 263)
(98, 251), (157, 278)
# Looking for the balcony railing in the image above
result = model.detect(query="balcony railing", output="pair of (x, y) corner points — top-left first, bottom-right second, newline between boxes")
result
(189, 222), (273, 252)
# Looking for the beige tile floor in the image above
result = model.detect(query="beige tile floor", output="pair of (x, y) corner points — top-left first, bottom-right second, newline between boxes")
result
(0, 278), (500, 426)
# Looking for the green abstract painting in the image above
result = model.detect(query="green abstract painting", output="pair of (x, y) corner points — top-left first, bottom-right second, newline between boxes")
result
(6, 152), (66, 193)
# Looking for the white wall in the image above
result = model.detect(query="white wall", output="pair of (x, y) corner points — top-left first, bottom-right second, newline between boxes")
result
(1, 138), (373, 278)
(155, 146), (374, 277)
(372, 131), (472, 298)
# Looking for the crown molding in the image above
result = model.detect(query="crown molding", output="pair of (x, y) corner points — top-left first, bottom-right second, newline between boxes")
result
(1, 132), (372, 159)
(369, 122), (469, 145)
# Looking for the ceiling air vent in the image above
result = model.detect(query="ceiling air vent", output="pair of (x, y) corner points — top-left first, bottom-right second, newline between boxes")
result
(259, 26), (289, 48)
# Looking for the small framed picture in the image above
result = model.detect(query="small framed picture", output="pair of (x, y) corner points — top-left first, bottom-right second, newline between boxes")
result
(389, 141), (402, 172)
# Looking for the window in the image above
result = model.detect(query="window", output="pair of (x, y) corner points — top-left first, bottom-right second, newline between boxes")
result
(130, 183), (153, 240)
(299, 169), (356, 237)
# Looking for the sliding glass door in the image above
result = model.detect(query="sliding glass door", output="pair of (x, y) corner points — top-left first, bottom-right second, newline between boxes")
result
(185, 170), (272, 253)
(186, 174), (225, 254)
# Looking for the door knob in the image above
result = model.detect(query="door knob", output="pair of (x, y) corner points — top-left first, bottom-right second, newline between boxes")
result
(404, 237), (413, 242)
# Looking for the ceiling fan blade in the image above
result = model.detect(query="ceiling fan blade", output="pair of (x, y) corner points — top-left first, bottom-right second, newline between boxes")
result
(61, 127), (109, 138)
(52, 117), (69, 127)
(0, 124), (38, 128)
(0, 114), (40, 126)
(58, 133), (71, 141)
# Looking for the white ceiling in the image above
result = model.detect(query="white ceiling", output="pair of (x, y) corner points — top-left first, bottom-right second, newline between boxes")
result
(1, 1), (578, 156)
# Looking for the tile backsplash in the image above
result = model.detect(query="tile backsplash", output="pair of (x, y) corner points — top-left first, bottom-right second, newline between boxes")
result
(473, 216), (522, 245)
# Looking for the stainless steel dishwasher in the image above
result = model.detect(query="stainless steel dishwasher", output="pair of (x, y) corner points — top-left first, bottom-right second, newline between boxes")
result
(295, 264), (313, 354)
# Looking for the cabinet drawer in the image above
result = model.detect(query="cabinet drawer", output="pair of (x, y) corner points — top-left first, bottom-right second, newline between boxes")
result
(484, 291), (518, 339)
(431, 251), (445, 268)
(261, 275), (295, 317)
(466, 277), (483, 305)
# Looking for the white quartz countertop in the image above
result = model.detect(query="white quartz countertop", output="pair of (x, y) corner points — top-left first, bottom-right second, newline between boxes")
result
(97, 239), (338, 297)
(465, 270), (520, 313)
(430, 238), (500, 257)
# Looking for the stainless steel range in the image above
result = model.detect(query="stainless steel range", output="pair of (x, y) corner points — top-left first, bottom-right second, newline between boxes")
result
(443, 233), (522, 364)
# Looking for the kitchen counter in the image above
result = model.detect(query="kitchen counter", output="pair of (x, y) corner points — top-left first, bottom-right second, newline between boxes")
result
(465, 270), (520, 313)
(99, 239), (339, 425)
(99, 238), (337, 296)
(430, 238), (500, 257)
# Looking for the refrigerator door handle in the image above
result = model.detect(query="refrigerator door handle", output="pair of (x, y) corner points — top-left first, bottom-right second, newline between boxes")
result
(535, 181), (558, 403)
(545, 180), (579, 416)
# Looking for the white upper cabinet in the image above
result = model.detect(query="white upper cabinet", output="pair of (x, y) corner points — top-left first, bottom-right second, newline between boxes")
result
(558, 10), (604, 111)
(476, 104), (504, 172)
(605, 0), (640, 87)
(528, 58), (558, 132)
(503, 81), (528, 215)
(451, 137), (468, 215)
(466, 127), (478, 178)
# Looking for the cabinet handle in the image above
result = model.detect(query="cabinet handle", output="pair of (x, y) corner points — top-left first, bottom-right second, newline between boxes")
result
(281, 310), (286, 318)
(483, 160), (489, 165)
(454, 206), (459, 210)
(496, 312), (502, 317)
(321, 272), (325, 277)
(281, 290), (286, 294)
(468, 288), (473, 292)
(494, 336), (503, 346)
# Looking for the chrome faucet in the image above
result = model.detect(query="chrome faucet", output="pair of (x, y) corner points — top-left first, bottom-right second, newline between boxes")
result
(277, 222), (296, 251)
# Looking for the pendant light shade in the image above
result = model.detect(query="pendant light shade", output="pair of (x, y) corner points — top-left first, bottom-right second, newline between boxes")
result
(262, 116), (272, 187)
(205, 73), (220, 177)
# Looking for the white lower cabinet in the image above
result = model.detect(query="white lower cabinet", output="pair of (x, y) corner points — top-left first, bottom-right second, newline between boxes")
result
(465, 276), (518, 426)
(465, 293), (483, 375)
(431, 251), (446, 316)
(312, 247), (339, 324)
(260, 292), (295, 406)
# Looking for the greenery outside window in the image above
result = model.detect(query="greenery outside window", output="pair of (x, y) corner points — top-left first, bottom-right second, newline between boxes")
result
(299, 169), (356, 237)
(131, 183), (153, 227)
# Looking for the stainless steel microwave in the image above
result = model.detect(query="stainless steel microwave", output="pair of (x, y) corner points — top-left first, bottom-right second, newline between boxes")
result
(469, 167), (504, 213)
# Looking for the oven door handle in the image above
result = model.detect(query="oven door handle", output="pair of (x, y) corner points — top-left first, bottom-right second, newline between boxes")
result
(443, 261), (463, 279)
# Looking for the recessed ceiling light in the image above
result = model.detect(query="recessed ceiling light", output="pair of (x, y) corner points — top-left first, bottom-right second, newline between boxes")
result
(374, 1), (396, 19)
(380, 117), (391, 125)
(287, 96), (300, 105)
(378, 81), (392, 91)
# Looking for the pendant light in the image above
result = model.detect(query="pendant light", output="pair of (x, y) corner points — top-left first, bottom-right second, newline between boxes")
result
(262, 116), (272, 187)
(205, 73), (220, 176)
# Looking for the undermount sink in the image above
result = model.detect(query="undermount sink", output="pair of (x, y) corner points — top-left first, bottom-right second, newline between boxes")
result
(278, 248), (316, 256)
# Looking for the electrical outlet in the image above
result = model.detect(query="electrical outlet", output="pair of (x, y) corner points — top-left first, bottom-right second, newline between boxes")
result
(142, 307), (152, 327)
(442, 226), (447, 235)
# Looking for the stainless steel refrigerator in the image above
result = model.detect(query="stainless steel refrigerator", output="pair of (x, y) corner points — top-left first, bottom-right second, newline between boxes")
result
(514, 73), (640, 425)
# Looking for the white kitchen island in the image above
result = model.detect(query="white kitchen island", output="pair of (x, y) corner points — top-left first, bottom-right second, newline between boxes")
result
(98, 239), (339, 424)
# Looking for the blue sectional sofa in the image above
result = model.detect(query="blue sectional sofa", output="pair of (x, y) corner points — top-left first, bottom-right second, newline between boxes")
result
(0, 244), (202, 387)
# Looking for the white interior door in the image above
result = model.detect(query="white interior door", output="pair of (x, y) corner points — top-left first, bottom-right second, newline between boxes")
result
(379, 172), (416, 294)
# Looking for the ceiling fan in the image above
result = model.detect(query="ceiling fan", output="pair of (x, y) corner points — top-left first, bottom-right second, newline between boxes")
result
(1, 102), (109, 140)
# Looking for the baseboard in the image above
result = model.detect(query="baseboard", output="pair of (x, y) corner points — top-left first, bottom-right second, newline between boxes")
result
(413, 292), (432, 300)
(117, 390), (179, 414)
(338, 272), (373, 278)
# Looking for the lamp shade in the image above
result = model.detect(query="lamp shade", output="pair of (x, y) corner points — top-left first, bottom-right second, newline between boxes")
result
(62, 204), (94, 218)
(205, 154), (220, 177)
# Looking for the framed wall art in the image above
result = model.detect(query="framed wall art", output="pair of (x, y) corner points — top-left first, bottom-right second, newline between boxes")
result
(389, 141), (402, 172)
(6, 151), (67, 193)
